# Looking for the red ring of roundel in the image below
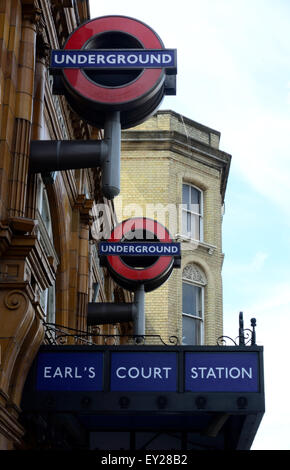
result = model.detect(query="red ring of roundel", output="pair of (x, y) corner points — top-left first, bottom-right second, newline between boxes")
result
(107, 218), (173, 282)
(63, 16), (164, 105)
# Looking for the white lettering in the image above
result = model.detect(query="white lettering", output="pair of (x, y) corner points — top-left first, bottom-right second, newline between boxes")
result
(107, 54), (116, 64)
(117, 55), (126, 64)
(151, 54), (161, 64)
(88, 367), (96, 378)
(189, 366), (254, 380)
(74, 367), (82, 378)
(116, 367), (126, 379)
(141, 368), (152, 379)
(88, 54), (96, 64)
(128, 367), (139, 379)
(115, 366), (173, 380)
(242, 367), (252, 379)
(215, 367), (224, 378)
(97, 55), (105, 64)
(206, 367), (217, 379)
(127, 54), (138, 64)
(163, 367), (172, 379)
(78, 55), (87, 64)
(64, 367), (73, 378)
(53, 367), (63, 378)
(162, 53), (172, 64)
(153, 367), (162, 379)
(44, 366), (52, 378)
(139, 54), (149, 64)
(54, 54), (65, 64)
(229, 367), (241, 379)
(191, 367), (198, 379)
(199, 367), (207, 379)
(66, 55), (77, 64)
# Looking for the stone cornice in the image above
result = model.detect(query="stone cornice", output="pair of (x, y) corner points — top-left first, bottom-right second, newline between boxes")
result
(121, 130), (230, 165)
(121, 129), (231, 202)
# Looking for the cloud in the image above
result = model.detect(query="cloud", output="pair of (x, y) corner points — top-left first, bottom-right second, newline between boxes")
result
(223, 251), (268, 278)
(224, 280), (290, 450)
(223, 110), (290, 215)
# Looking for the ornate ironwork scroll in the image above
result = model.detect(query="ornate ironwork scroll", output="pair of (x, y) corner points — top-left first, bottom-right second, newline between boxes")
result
(217, 312), (257, 347)
(43, 321), (179, 346)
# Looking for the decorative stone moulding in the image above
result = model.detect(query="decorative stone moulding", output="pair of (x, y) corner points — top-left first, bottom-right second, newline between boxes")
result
(182, 263), (207, 286)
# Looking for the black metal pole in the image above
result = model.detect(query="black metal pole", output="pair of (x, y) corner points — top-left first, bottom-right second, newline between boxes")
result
(87, 302), (136, 326)
(133, 284), (145, 337)
(239, 312), (245, 346)
(29, 112), (121, 200)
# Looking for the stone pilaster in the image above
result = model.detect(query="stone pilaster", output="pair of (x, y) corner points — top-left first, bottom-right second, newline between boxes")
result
(75, 195), (94, 332)
(8, 1), (42, 219)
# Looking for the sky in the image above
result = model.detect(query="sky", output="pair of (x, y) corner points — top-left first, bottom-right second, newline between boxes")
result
(89, 0), (290, 450)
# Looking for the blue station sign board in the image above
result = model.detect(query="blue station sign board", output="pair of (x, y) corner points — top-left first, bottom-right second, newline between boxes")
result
(36, 352), (104, 391)
(35, 347), (261, 394)
(22, 345), (265, 450)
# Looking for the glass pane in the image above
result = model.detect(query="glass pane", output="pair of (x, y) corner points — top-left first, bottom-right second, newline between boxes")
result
(197, 287), (202, 317)
(190, 213), (200, 240)
(182, 315), (201, 345)
(187, 212), (191, 234)
(41, 190), (52, 237)
(182, 184), (190, 206)
(47, 285), (56, 324)
(182, 210), (187, 236)
(190, 187), (200, 206)
(182, 283), (202, 316)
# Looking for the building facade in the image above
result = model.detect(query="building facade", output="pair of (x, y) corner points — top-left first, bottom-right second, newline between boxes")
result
(0, 0), (132, 449)
(115, 110), (231, 346)
(0, 1), (264, 452)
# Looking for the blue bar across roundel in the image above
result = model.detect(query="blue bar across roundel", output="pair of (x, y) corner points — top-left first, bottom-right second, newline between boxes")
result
(99, 241), (181, 256)
(50, 49), (176, 70)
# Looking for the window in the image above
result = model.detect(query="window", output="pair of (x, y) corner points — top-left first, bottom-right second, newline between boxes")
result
(182, 264), (206, 345)
(36, 175), (57, 323)
(182, 184), (203, 241)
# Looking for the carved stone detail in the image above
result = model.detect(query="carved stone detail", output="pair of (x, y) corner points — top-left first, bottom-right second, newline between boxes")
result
(22, 3), (43, 26)
(4, 290), (28, 311)
(182, 263), (207, 285)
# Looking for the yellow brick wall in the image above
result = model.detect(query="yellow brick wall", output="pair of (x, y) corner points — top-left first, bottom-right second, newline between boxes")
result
(115, 111), (228, 345)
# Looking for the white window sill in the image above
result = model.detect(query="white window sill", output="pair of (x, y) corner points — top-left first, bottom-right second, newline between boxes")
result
(175, 234), (216, 255)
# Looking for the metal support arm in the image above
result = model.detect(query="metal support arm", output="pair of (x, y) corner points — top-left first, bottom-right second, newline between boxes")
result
(87, 302), (136, 326)
(87, 283), (146, 336)
(29, 112), (121, 199)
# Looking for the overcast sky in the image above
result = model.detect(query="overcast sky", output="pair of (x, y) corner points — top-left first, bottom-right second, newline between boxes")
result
(89, 0), (290, 450)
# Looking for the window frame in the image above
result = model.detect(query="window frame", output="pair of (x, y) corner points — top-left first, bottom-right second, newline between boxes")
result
(36, 174), (57, 323)
(181, 263), (207, 346)
(181, 183), (203, 242)
(182, 279), (204, 345)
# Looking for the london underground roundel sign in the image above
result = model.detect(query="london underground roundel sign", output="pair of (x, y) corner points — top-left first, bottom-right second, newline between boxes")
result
(51, 16), (177, 129)
(99, 218), (181, 292)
